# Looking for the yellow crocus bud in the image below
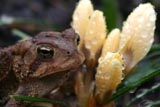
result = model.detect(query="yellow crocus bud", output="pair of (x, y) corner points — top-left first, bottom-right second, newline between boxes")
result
(84, 10), (106, 60)
(72, 0), (93, 47)
(119, 3), (156, 75)
(95, 52), (123, 101)
(102, 28), (120, 56)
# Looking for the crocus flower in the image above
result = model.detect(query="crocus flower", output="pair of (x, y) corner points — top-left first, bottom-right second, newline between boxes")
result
(72, 0), (106, 62)
(96, 3), (156, 101)
(72, 0), (156, 105)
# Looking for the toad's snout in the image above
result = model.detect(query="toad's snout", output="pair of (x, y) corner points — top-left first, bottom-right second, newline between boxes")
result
(73, 50), (85, 66)
(66, 48), (84, 65)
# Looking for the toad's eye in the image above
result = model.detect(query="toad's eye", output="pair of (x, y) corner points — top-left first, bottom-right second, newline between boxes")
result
(37, 44), (54, 59)
(75, 34), (80, 46)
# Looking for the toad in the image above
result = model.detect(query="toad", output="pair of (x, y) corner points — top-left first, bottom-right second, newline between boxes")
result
(0, 28), (84, 107)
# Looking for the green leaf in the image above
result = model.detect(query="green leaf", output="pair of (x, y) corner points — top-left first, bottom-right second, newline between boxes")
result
(101, 0), (119, 31)
(10, 95), (69, 107)
(149, 44), (160, 54)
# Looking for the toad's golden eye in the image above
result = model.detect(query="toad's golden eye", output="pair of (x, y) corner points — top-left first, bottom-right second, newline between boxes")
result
(37, 44), (54, 59)
(75, 34), (80, 46)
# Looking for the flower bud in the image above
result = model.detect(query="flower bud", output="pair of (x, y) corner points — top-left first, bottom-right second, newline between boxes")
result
(102, 28), (120, 56)
(119, 3), (156, 75)
(96, 52), (123, 100)
(72, 0), (93, 47)
(84, 10), (106, 59)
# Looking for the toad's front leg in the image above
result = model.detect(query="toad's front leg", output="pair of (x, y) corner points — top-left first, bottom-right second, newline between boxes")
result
(5, 72), (67, 107)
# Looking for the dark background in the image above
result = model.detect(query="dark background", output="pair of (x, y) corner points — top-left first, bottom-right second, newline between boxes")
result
(0, 0), (159, 47)
(0, 0), (159, 106)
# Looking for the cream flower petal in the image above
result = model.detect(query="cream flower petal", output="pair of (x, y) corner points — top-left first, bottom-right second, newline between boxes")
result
(96, 52), (123, 100)
(119, 3), (156, 73)
(72, 0), (93, 47)
(102, 28), (120, 56)
(84, 10), (107, 59)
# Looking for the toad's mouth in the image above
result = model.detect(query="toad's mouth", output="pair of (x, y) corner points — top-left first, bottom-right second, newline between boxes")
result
(38, 68), (73, 92)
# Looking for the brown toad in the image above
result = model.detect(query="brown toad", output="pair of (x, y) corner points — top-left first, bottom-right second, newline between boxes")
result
(0, 28), (84, 107)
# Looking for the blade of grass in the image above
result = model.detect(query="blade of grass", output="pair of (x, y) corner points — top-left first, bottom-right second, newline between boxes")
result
(12, 29), (31, 40)
(10, 95), (69, 107)
(0, 15), (59, 30)
(107, 69), (160, 102)
(125, 83), (160, 107)
(146, 101), (160, 107)
(0, 15), (14, 25)
(124, 52), (160, 86)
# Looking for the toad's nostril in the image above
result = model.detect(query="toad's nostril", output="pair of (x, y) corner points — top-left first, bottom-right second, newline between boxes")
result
(66, 51), (71, 55)
(66, 49), (78, 56)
